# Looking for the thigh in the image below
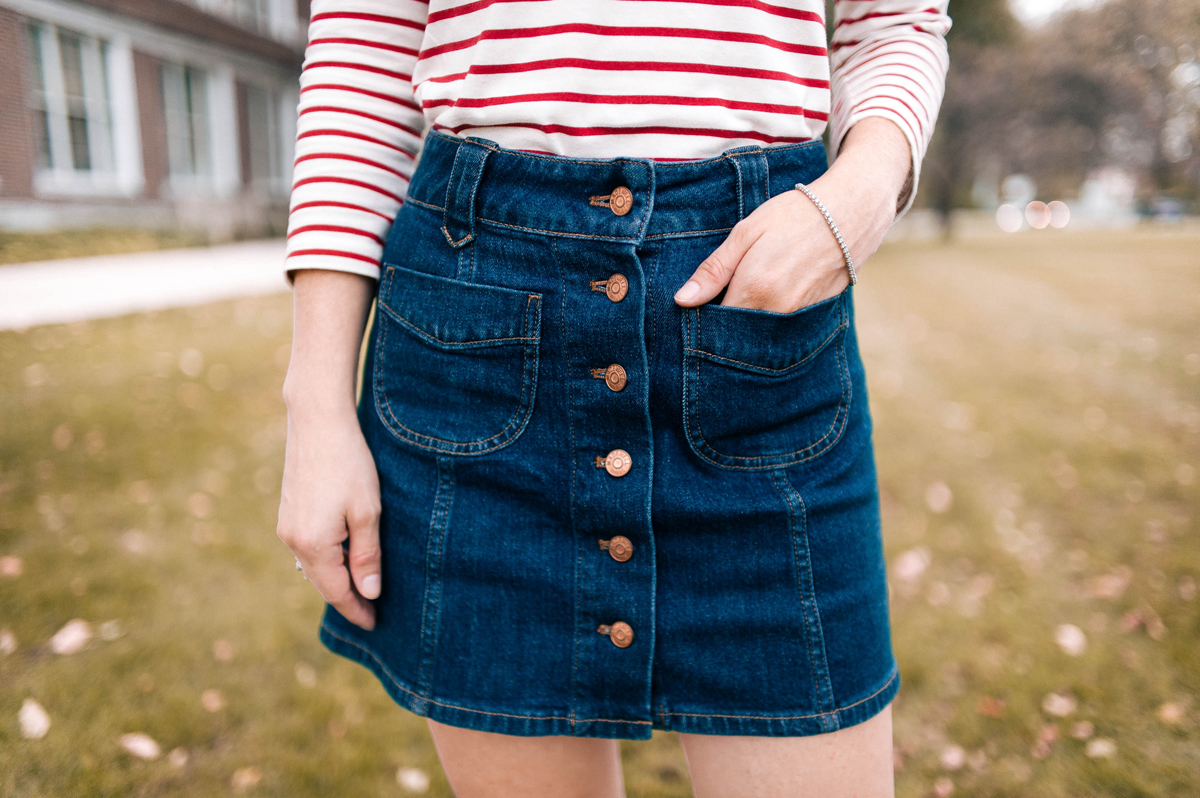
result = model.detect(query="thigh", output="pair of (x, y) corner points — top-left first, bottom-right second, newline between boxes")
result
(679, 704), (894, 798)
(426, 720), (626, 798)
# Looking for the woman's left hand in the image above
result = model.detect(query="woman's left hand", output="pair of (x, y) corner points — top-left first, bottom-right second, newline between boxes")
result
(673, 118), (914, 314)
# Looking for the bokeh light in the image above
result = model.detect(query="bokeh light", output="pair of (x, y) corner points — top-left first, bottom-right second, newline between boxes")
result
(1026, 201), (1052, 229)
(996, 204), (1024, 232)
(1048, 200), (1071, 228)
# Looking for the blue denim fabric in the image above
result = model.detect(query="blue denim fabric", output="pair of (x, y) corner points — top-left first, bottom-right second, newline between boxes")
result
(319, 128), (898, 740)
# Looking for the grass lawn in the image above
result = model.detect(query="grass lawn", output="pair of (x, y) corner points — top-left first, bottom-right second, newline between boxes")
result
(1, 229), (1197, 797)
(0, 230), (211, 266)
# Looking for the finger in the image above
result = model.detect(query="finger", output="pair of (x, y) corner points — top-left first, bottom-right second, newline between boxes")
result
(347, 500), (382, 600)
(674, 222), (761, 306)
(303, 540), (377, 631)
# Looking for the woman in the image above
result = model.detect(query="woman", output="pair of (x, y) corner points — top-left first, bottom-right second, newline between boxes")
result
(278, 1), (950, 795)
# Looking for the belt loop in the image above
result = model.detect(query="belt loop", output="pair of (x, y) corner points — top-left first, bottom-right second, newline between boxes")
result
(727, 146), (770, 221)
(441, 137), (492, 249)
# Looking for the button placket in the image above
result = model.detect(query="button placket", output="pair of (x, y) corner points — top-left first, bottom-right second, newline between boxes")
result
(559, 183), (653, 718)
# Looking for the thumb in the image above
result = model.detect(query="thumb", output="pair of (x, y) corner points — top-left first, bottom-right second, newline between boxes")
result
(674, 223), (757, 306)
(347, 502), (382, 600)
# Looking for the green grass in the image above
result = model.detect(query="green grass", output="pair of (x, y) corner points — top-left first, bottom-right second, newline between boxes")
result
(0, 230), (209, 266)
(1, 229), (1197, 796)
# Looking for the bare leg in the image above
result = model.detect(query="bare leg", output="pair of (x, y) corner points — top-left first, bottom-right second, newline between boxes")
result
(680, 704), (894, 798)
(426, 719), (627, 798)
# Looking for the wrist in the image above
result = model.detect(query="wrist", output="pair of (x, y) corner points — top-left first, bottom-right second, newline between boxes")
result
(832, 117), (913, 220)
(282, 372), (359, 422)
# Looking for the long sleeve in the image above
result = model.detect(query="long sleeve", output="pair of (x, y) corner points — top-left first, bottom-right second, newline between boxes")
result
(829, 0), (951, 216)
(285, 0), (429, 281)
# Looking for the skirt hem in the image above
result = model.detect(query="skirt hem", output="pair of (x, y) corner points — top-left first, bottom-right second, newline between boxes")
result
(320, 619), (898, 740)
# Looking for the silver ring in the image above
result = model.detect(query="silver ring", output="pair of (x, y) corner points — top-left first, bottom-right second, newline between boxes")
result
(295, 557), (308, 580)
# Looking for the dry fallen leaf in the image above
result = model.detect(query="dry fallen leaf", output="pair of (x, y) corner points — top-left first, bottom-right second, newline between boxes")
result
(893, 548), (931, 583)
(940, 745), (965, 771)
(1042, 692), (1077, 718)
(119, 732), (161, 760)
(397, 767), (431, 793)
(19, 698), (51, 740)
(231, 766), (262, 793)
(49, 619), (91, 655)
(201, 689), (224, 713)
(1055, 624), (1087, 657)
(294, 662), (317, 688)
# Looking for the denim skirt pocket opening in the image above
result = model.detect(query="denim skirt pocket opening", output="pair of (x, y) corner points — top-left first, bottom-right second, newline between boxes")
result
(682, 289), (852, 470)
(372, 263), (543, 456)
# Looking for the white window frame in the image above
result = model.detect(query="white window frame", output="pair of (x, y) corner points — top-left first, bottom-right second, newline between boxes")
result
(161, 61), (242, 198)
(24, 19), (143, 197)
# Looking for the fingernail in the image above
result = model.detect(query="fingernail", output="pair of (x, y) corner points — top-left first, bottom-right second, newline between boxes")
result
(674, 280), (700, 304)
(361, 574), (380, 598)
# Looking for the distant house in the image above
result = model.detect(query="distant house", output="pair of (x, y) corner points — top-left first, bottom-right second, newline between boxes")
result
(0, 0), (305, 239)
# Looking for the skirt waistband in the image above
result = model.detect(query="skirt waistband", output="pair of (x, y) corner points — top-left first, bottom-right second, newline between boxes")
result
(406, 129), (829, 246)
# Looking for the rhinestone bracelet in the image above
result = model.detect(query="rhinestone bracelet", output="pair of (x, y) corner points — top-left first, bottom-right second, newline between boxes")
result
(794, 183), (857, 286)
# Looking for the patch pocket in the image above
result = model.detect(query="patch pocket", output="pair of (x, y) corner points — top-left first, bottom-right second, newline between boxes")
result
(682, 290), (851, 470)
(373, 264), (542, 456)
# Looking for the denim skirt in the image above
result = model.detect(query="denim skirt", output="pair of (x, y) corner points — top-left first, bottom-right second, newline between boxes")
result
(319, 128), (898, 740)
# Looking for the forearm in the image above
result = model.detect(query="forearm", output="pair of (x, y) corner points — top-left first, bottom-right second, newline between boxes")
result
(282, 269), (375, 420)
(826, 117), (914, 225)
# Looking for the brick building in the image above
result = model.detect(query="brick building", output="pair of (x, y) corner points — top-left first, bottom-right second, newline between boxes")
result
(0, 0), (306, 239)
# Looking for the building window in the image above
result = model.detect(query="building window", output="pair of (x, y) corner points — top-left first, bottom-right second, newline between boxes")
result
(243, 84), (285, 193)
(161, 63), (212, 182)
(234, 0), (273, 34)
(24, 21), (116, 179)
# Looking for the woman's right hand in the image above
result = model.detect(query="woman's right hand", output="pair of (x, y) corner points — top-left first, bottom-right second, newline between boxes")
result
(277, 407), (381, 630)
(276, 269), (381, 630)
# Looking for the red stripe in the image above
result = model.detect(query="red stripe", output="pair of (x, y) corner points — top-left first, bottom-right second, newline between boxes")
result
(303, 60), (413, 83)
(297, 128), (418, 158)
(433, 121), (813, 144)
(308, 37), (420, 58)
(430, 0), (821, 24)
(288, 225), (385, 244)
(292, 176), (406, 204)
(424, 91), (828, 121)
(853, 105), (920, 141)
(288, 249), (382, 266)
(298, 106), (424, 138)
(426, 58), (829, 89)
(295, 152), (410, 179)
(302, 83), (421, 112)
(835, 35), (944, 75)
(420, 24), (827, 60)
(861, 82), (932, 123)
(290, 200), (395, 221)
(309, 12), (424, 32)
(836, 8), (940, 28)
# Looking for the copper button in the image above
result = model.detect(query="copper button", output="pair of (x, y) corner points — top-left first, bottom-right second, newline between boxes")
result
(609, 186), (633, 216)
(598, 621), (634, 648)
(604, 364), (627, 392)
(596, 449), (631, 478)
(606, 273), (628, 302)
(599, 536), (633, 562)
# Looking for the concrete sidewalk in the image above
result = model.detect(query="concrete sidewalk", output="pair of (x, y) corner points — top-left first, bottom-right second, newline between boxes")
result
(0, 239), (290, 331)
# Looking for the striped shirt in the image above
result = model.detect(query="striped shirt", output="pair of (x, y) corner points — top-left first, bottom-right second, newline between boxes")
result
(286, 0), (951, 279)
